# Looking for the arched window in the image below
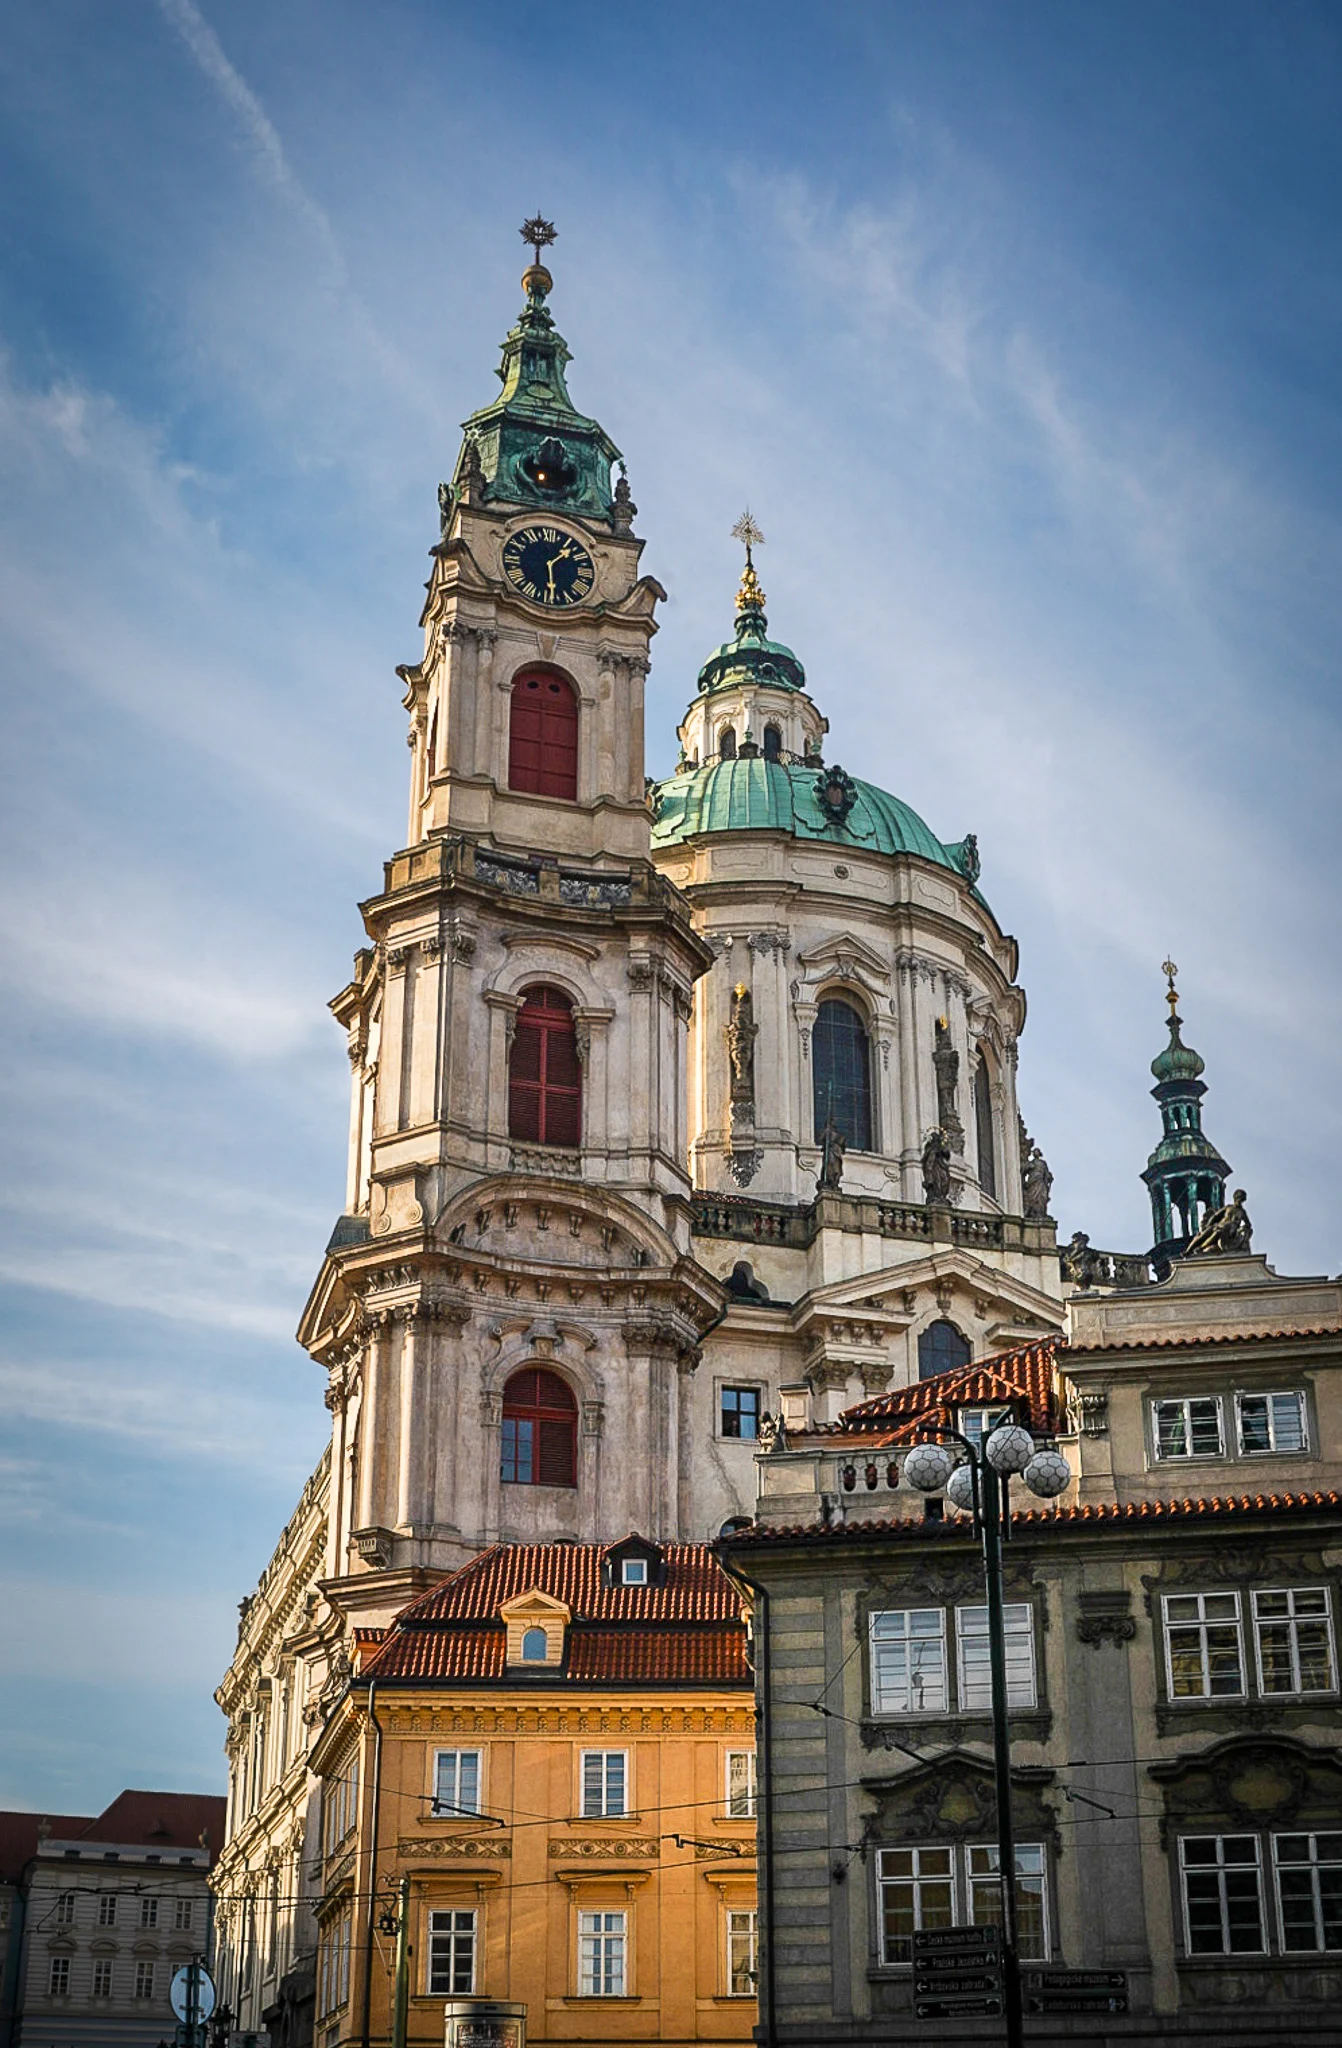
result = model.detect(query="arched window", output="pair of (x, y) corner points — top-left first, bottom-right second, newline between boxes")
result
(509, 986), (582, 1148)
(508, 669), (578, 800)
(918, 1320), (972, 1380)
(812, 998), (873, 1151)
(521, 1627), (549, 1661)
(719, 726), (737, 760)
(763, 723), (782, 762)
(974, 1051), (997, 1202)
(501, 1367), (577, 1487)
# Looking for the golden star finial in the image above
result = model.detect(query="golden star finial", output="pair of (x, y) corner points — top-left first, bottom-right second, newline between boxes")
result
(519, 215), (558, 264)
(731, 510), (766, 613)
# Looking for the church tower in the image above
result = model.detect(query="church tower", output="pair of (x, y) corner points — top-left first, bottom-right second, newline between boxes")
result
(1142, 961), (1231, 1271)
(299, 228), (722, 1624)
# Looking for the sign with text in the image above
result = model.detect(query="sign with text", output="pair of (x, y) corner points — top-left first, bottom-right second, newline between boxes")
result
(1025, 1967), (1129, 2015)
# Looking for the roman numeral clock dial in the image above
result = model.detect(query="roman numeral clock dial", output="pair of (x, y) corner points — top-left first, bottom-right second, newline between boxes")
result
(502, 525), (596, 608)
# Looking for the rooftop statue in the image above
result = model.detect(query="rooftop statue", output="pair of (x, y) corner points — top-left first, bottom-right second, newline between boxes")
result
(817, 1112), (846, 1193)
(1185, 1188), (1253, 1257)
(921, 1126), (953, 1205)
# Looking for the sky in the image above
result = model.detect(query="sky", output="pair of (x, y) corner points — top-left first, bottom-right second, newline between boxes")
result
(1, 0), (1340, 1812)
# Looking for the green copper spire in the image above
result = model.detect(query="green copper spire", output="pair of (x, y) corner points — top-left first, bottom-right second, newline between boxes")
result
(695, 514), (807, 695)
(1141, 961), (1231, 1269)
(449, 220), (622, 523)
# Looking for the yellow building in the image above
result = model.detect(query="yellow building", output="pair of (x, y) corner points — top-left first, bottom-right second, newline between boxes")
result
(309, 1536), (757, 2047)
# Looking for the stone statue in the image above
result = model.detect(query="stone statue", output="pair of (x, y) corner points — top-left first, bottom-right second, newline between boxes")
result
(437, 480), (453, 537)
(1185, 1189), (1252, 1257)
(725, 984), (758, 1113)
(611, 472), (637, 536)
(1060, 1230), (1104, 1288)
(933, 1018), (964, 1153)
(921, 1126), (953, 1205)
(1021, 1131), (1054, 1221)
(817, 1114), (846, 1193)
(758, 1412), (787, 1455)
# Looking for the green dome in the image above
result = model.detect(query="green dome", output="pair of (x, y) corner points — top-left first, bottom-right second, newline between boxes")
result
(696, 601), (806, 695)
(1151, 1014), (1205, 1085)
(651, 756), (979, 885)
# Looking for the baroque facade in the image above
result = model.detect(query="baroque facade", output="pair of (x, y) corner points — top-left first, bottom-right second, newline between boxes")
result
(213, 232), (1330, 2045)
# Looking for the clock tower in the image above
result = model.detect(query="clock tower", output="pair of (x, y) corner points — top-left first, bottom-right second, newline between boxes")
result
(300, 228), (721, 1620)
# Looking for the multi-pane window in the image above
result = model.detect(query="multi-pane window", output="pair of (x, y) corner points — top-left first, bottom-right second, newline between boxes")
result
(134, 1960), (156, 2000)
(1180, 1836), (1265, 1954)
(1153, 1397), (1223, 1460)
(508, 986), (582, 1148)
(870, 1610), (948, 1714)
(720, 1386), (761, 1439)
(427, 1909), (477, 1994)
(958, 1407), (1012, 1453)
(578, 1910), (626, 1995)
(140, 1896), (159, 1929)
(812, 998), (873, 1152)
(1253, 1589), (1336, 1696)
(581, 1751), (627, 1818)
(434, 1750), (482, 1817)
(323, 1755), (360, 1853)
(1163, 1594), (1245, 1699)
(1274, 1834), (1342, 1952)
(966, 1844), (1049, 1959)
(92, 1959), (114, 1997)
(500, 1367), (578, 1488)
(54, 1892), (75, 1926)
(727, 1751), (758, 1819)
(175, 1897), (194, 1930)
(727, 1909), (759, 1995)
(98, 1893), (117, 1926)
(48, 1957), (70, 1996)
(957, 1605), (1036, 1711)
(1237, 1391), (1308, 1454)
(318, 1907), (352, 2015)
(877, 1844), (1049, 1965)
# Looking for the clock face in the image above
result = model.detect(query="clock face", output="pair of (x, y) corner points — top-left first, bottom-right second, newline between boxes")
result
(502, 525), (596, 608)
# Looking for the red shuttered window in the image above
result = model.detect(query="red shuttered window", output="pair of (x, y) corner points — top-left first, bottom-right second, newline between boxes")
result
(509, 986), (582, 1148)
(508, 669), (578, 799)
(501, 1367), (578, 1488)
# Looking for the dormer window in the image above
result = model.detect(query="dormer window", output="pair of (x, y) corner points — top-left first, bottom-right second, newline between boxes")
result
(521, 1627), (549, 1660)
(602, 1537), (665, 1588)
(621, 1559), (648, 1586)
(501, 1588), (570, 1667)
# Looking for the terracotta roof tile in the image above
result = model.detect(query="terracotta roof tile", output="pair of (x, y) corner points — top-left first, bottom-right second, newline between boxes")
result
(839, 1339), (1061, 1435)
(728, 1488), (1342, 1545)
(1070, 1324), (1342, 1355)
(72, 1792), (227, 1862)
(360, 1542), (750, 1690)
(0, 1813), (95, 1883)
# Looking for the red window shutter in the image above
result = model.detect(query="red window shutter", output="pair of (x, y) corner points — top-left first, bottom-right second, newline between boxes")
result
(508, 672), (578, 799)
(537, 1416), (576, 1487)
(501, 1369), (577, 1489)
(508, 988), (582, 1148)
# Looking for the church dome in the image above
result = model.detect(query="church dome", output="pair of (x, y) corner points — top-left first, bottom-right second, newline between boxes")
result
(651, 753), (978, 884)
(1150, 1012), (1205, 1085)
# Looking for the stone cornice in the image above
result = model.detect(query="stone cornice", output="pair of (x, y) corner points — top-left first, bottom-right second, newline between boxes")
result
(381, 1699), (754, 1738)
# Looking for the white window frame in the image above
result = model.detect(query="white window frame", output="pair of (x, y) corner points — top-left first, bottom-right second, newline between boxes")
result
(1236, 1390), (1308, 1455)
(134, 1959), (156, 2000)
(1273, 1831), (1342, 1952)
(426, 1907), (478, 1994)
(1179, 1834), (1266, 1955)
(318, 1907), (352, 2016)
(957, 1407), (1013, 1453)
(1162, 1592), (1246, 1701)
(956, 1604), (1036, 1711)
(92, 1958), (114, 1998)
(54, 1892), (75, 1926)
(869, 1608), (948, 1715)
(726, 1750), (758, 1819)
(578, 1909), (627, 1996)
(876, 1843), (1049, 1965)
(434, 1748), (483, 1817)
(174, 1896), (194, 1931)
(726, 1907), (758, 1995)
(620, 1558), (648, 1585)
(140, 1895), (159, 1929)
(1252, 1588), (1337, 1698)
(48, 1956), (70, 1997)
(580, 1749), (628, 1818)
(1151, 1395), (1224, 1460)
(97, 1893), (117, 1927)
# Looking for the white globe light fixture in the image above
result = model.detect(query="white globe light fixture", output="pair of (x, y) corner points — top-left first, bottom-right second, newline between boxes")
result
(945, 1463), (977, 1513)
(902, 1443), (955, 1494)
(984, 1422), (1035, 1475)
(1023, 1448), (1072, 1499)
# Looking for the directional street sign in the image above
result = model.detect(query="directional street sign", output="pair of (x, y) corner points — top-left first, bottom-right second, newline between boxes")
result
(1024, 1967), (1129, 2015)
(915, 1995), (1004, 2019)
(913, 1924), (1002, 1953)
(915, 1971), (1002, 1996)
(1027, 1994), (1130, 2014)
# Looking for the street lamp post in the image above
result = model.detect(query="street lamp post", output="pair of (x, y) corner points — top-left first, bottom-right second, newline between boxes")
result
(901, 1422), (1072, 2048)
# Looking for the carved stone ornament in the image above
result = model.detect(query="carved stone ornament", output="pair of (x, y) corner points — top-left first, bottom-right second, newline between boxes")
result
(932, 1018), (965, 1152)
(814, 763), (859, 825)
(548, 1837), (660, 1860)
(921, 1126), (954, 1205)
(1186, 1189), (1253, 1257)
(863, 1751), (1059, 1851)
(1077, 1390), (1110, 1436)
(816, 1116), (846, 1194)
(1076, 1591), (1136, 1648)
(399, 1834), (511, 1859)
(726, 1148), (763, 1188)
(724, 983), (758, 1117)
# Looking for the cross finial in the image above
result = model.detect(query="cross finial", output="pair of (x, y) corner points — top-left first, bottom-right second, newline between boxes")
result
(1162, 957), (1179, 1015)
(520, 214), (558, 265)
(732, 509), (765, 567)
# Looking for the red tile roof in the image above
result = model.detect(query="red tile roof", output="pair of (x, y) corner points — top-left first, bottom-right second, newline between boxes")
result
(0, 1813), (94, 1883)
(838, 1339), (1061, 1437)
(728, 1488), (1342, 1545)
(1069, 1324), (1342, 1355)
(77, 1792), (228, 1862)
(362, 1542), (749, 1690)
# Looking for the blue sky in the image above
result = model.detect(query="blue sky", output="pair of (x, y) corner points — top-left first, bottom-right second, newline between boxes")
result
(2, 0), (1340, 1811)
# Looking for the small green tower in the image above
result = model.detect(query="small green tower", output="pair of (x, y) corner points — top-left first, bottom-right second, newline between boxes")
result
(1141, 960), (1231, 1271)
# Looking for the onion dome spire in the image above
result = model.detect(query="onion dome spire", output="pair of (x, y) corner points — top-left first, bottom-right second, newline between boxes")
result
(1141, 961), (1231, 1270)
(695, 513), (807, 695)
(445, 219), (623, 523)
